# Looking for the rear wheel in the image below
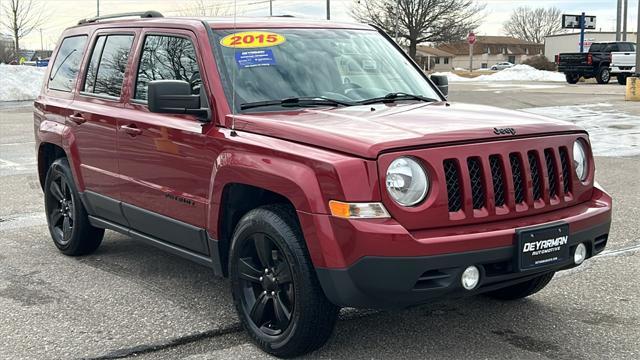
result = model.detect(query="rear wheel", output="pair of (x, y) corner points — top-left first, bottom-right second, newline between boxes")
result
(44, 158), (104, 255)
(229, 205), (338, 357)
(485, 272), (555, 300)
(617, 74), (629, 85)
(595, 67), (611, 84)
(565, 73), (580, 84)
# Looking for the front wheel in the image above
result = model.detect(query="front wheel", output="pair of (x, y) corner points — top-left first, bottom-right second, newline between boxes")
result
(485, 272), (555, 300)
(565, 73), (580, 84)
(229, 205), (338, 357)
(44, 158), (104, 255)
(595, 67), (611, 84)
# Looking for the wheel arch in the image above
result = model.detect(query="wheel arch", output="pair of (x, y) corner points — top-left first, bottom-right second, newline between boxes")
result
(208, 152), (329, 277)
(37, 142), (67, 190)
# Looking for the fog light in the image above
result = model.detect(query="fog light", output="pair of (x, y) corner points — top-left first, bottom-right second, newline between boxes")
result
(461, 266), (480, 290)
(574, 243), (587, 265)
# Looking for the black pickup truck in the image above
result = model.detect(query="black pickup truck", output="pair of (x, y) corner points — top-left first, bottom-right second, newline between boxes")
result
(556, 41), (635, 84)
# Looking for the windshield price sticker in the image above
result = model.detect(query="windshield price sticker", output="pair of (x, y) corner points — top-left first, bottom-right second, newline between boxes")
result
(221, 31), (286, 48)
(236, 49), (276, 68)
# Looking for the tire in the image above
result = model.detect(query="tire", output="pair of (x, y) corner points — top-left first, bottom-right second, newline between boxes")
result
(595, 67), (611, 84)
(485, 272), (555, 300)
(229, 204), (339, 357)
(565, 73), (580, 84)
(44, 158), (104, 255)
(617, 74), (628, 85)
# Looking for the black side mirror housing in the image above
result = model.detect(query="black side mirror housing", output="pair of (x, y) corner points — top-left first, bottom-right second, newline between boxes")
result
(148, 80), (210, 121)
(430, 75), (449, 97)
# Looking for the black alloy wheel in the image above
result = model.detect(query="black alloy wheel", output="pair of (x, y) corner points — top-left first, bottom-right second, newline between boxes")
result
(237, 232), (294, 336)
(46, 167), (75, 246)
(44, 158), (104, 255)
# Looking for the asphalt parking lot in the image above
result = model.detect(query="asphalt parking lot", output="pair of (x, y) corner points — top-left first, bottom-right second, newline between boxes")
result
(1, 81), (639, 359)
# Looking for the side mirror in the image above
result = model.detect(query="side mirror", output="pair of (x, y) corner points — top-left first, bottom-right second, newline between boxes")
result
(430, 75), (449, 97)
(148, 80), (209, 120)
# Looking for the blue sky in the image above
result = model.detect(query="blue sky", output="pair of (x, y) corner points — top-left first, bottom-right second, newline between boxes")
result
(15, 0), (632, 50)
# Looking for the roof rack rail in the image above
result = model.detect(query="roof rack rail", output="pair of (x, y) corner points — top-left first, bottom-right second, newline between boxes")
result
(78, 10), (163, 25)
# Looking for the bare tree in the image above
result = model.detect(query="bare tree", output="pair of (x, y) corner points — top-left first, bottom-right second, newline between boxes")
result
(503, 7), (563, 44)
(352, 0), (485, 60)
(0, 0), (44, 51)
(179, 0), (232, 17)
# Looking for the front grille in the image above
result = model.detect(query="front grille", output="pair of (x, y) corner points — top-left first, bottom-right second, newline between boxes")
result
(559, 147), (571, 194)
(444, 160), (462, 212)
(443, 145), (574, 215)
(528, 151), (543, 200)
(544, 149), (558, 198)
(489, 155), (505, 206)
(509, 153), (525, 204)
(467, 157), (485, 209)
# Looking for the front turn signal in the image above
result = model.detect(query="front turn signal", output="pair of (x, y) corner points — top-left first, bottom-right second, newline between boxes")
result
(328, 200), (390, 219)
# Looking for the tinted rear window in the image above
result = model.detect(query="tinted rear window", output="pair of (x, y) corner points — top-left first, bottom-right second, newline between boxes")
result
(48, 35), (88, 92)
(83, 34), (134, 98)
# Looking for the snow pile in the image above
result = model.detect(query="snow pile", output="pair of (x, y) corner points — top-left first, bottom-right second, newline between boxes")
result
(522, 103), (640, 157)
(0, 64), (46, 101)
(435, 64), (566, 83)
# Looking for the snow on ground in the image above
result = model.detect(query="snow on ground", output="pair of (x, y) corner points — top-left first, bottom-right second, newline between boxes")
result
(434, 64), (566, 83)
(0, 64), (46, 101)
(522, 103), (640, 157)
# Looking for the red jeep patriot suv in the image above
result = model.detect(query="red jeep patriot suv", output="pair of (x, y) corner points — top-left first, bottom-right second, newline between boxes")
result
(35, 12), (612, 357)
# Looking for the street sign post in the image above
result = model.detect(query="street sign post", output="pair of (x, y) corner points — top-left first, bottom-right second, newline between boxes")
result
(468, 32), (476, 72)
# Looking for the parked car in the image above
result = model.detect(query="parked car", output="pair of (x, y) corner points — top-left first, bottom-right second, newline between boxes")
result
(556, 41), (635, 84)
(490, 62), (514, 70)
(35, 11), (612, 358)
(610, 46), (636, 85)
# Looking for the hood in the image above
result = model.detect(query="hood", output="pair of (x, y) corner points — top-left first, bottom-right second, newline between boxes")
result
(225, 102), (583, 159)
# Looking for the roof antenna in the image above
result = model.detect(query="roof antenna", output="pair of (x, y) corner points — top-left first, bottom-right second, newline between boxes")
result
(230, 0), (238, 136)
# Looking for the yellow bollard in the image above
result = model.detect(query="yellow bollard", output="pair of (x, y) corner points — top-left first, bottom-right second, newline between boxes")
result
(625, 77), (640, 101)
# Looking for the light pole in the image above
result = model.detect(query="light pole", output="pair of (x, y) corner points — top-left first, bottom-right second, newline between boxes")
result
(623, 0), (628, 40)
(326, 0), (330, 20)
(269, 0), (272, 16)
(616, 0), (622, 40)
(97, 0), (100, 16)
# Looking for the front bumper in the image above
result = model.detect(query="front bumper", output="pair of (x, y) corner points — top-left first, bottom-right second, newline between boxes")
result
(304, 185), (612, 309)
(317, 221), (609, 309)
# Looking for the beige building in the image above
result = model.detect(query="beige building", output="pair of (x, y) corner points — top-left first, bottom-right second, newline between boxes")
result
(436, 36), (544, 70)
(544, 32), (638, 61)
(414, 46), (455, 71)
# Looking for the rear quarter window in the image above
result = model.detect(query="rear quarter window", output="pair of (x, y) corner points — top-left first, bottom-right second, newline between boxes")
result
(48, 35), (88, 92)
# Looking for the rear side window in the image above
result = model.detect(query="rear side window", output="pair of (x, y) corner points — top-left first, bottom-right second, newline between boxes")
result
(48, 35), (88, 92)
(134, 35), (200, 101)
(83, 34), (134, 98)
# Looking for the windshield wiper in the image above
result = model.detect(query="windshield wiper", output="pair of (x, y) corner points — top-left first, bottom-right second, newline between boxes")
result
(240, 96), (356, 110)
(357, 92), (438, 105)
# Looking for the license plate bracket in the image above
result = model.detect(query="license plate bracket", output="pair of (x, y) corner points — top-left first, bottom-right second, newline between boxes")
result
(516, 223), (570, 271)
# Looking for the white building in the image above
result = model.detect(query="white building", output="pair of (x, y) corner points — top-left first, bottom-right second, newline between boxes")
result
(544, 32), (638, 61)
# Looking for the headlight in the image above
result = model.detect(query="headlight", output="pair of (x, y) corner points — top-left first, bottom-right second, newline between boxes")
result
(386, 157), (428, 206)
(573, 140), (588, 181)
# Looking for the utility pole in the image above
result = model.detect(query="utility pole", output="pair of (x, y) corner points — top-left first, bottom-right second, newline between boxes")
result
(39, 28), (43, 51)
(97, 0), (100, 16)
(616, 0), (622, 40)
(326, 0), (330, 20)
(579, 12), (586, 53)
(623, 0), (628, 41)
(636, 0), (640, 77)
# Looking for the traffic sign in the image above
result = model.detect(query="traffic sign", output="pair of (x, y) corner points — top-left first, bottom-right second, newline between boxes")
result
(467, 32), (476, 45)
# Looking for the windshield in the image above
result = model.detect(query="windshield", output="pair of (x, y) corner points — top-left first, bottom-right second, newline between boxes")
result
(211, 28), (441, 112)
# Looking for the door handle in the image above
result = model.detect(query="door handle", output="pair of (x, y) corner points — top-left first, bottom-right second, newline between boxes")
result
(68, 113), (86, 125)
(120, 124), (142, 136)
